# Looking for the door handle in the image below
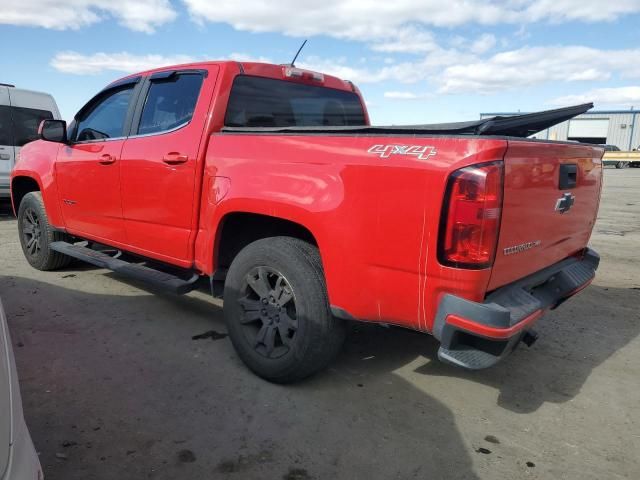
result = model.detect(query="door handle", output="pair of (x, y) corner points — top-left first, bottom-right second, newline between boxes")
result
(162, 152), (189, 165)
(99, 154), (116, 165)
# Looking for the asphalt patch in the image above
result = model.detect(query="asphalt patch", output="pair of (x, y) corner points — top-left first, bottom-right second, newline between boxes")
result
(192, 330), (228, 341)
(177, 449), (196, 463)
(283, 467), (312, 480)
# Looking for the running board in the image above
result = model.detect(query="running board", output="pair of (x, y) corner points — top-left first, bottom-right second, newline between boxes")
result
(50, 241), (199, 294)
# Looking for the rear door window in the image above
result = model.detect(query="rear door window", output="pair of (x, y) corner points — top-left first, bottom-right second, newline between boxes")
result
(225, 75), (366, 127)
(74, 86), (134, 142)
(12, 107), (54, 146)
(137, 73), (204, 135)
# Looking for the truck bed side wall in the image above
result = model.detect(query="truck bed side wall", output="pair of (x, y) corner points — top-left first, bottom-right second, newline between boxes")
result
(197, 134), (508, 332)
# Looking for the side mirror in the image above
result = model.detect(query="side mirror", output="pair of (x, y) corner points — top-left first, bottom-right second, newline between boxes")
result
(39, 119), (68, 143)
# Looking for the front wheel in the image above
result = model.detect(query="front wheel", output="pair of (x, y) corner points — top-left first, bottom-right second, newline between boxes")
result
(17, 192), (72, 271)
(223, 237), (346, 383)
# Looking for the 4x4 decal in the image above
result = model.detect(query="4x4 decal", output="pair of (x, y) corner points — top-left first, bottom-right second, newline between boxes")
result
(367, 144), (437, 161)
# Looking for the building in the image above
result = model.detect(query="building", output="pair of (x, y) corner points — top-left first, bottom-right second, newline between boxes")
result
(480, 109), (640, 151)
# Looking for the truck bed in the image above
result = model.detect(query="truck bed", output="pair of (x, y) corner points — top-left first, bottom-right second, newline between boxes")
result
(207, 129), (603, 332)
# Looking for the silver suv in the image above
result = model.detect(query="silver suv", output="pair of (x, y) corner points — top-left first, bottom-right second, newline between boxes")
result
(0, 84), (60, 198)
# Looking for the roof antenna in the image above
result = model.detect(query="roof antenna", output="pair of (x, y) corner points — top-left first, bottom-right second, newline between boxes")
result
(290, 40), (307, 67)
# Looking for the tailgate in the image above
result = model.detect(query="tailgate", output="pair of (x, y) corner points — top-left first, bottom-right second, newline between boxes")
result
(487, 140), (603, 291)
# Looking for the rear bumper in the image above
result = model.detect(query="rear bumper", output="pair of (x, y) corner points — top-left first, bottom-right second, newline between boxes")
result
(433, 248), (599, 369)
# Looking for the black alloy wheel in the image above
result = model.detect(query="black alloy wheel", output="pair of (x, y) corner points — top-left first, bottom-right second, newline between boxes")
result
(238, 266), (299, 359)
(223, 237), (346, 383)
(21, 207), (43, 259)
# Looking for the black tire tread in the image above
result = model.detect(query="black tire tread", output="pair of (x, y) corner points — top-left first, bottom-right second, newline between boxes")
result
(18, 191), (73, 271)
(223, 236), (346, 383)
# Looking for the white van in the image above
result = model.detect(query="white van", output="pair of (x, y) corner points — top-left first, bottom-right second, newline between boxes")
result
(0, 84), (61, 198)
(0, 299), (43, 480)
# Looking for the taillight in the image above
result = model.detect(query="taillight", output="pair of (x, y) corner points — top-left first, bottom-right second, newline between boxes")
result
(282, 66), (324, 83)
(438, 161), (504, 269)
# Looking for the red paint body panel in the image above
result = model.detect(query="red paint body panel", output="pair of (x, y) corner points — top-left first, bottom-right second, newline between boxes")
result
(55, 140), (127, 243)
(10, 60), (603, 336)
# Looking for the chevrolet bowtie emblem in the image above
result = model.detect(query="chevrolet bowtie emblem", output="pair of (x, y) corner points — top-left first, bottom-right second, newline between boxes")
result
(555, 193), (575, 214)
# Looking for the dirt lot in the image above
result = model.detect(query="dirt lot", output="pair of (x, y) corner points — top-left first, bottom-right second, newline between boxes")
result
(0, 168), (638, 480)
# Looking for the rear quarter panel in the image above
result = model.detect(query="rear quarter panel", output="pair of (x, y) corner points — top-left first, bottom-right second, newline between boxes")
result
(197, 134), (508, 331)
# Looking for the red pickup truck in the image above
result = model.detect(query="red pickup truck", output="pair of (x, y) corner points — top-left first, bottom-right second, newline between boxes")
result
(10, 61), (602, 382)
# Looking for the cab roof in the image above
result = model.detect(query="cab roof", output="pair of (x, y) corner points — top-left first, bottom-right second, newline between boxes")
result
(108, 61), (357, 93)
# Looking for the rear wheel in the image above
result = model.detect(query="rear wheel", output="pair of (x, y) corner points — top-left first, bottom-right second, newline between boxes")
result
(18, 192), (72, 271)
(615, 161), (629, 169)
(223, 237), (346, 383)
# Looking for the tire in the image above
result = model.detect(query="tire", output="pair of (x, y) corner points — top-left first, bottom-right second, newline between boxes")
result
(615, 161), (629, 169)
(223, 237), (346, 383)
(17, 191), (73, 271)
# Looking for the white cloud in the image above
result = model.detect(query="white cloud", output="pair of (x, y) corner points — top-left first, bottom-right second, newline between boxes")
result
(370, 28), (439, 54)
(470, 33), (496, 54)
(50, 51), (199, 75)
(3, 1), (639, 42)
(182, 0), (512, 39)
(524, 0), (640, 22)
(50, 51), (280, 75)
(549, 87), (640, 107)
(384, 91), (432, 100)
(438, 46), (640, 94)
(50, 43), (640, 104)
(0, 0), (176, 33)
(514, 25), (530, 39)
(182, 1), (640, 41)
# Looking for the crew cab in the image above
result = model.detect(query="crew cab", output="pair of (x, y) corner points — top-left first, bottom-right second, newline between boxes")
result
(10, 61), (603, 382)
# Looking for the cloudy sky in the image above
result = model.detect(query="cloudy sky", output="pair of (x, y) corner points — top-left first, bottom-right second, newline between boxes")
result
(2, 0), (640, 123)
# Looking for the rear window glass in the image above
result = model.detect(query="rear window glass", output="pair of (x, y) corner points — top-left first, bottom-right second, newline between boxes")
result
(225, 75), (366, 127)
(0, 106), (12, 145)
(12, 107), (54, 146)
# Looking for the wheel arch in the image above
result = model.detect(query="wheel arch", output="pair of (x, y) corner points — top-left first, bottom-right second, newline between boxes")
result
(214, 211), (319, 271)
(10, 175), (42, 214)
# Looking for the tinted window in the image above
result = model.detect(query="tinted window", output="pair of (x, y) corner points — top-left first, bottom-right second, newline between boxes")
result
(137, 74), (204, 135)
(0, 106), (12, 145)
(12, 107), (54, 146)
(225, 76), (366, 127)
(75, 86), (133, 141)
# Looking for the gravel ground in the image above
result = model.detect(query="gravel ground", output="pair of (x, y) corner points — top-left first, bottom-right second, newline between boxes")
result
(0, 167), (638, 480)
